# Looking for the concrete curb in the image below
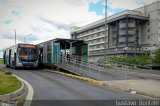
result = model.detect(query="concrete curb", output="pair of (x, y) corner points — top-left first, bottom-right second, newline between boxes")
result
(46, 70), (104, 86)
(0, 74), (25, 100)
(103, 83), (160, 100)
(16, 75), (34, 106)
(0, 70), (34, 106)
(14, 75), (34, 100)
(46, 70), (160, 100)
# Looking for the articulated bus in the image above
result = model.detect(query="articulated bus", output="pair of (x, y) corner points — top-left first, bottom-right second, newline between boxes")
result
(3, 43), (39, 68)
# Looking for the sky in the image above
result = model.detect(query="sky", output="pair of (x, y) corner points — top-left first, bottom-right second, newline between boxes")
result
(0, 0), (158, 58)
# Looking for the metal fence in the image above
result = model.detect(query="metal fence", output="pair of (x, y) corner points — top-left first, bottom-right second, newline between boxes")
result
(53, 55), (134, 80)
(52, 55), (160, 80)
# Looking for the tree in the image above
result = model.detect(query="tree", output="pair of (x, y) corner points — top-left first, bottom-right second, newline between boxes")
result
(153, 48), (160, 64)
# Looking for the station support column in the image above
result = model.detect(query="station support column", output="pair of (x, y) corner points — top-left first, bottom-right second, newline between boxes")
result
(65, 45), (67, 56)
(70, 42), (72, 55)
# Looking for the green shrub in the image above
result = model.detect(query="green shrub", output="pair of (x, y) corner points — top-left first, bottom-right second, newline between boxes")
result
(153, 48), (160, 64)
(99, 54), (152, 66)
(5, 71), (12, 75)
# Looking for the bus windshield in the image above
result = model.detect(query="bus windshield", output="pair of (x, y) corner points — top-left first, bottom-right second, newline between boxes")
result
(18, 45), (38, 62)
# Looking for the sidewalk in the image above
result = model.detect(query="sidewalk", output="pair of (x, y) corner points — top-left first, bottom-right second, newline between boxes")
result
(105, 67), (160, 80)
(103, 80), (160, 100)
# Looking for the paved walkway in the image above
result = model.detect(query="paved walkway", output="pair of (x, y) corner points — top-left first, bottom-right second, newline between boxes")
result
(103, 80), (160, 99)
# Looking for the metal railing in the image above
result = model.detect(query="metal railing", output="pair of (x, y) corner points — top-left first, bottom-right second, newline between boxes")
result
(54, 55), (158, 80)
(107, 61), (151, 71)
(54, 55), (107, 75)
(57, 55), (142, 73)
(54, 55), (132, 80)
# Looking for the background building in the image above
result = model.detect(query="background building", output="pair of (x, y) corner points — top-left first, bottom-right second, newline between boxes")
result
(71, 1), (160, 62)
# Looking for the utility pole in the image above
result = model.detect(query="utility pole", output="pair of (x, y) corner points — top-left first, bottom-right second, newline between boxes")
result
(143, 0), (146, 16)
(104, 0), (108, 61)
(14, 29), (16, 45)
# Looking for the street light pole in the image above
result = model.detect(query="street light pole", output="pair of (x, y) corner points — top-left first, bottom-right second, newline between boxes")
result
(14, 29), (16, 45)
(104, 0), (108, 61)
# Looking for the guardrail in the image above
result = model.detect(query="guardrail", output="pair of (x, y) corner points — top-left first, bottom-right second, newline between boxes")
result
(56, 56), (134, 80)
(53, 55), (159, 80)
(54, 55), (107, 74)
(53, 55), (148, 80)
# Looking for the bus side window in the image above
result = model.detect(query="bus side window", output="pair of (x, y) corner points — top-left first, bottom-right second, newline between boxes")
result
(3, 51), (6, 64)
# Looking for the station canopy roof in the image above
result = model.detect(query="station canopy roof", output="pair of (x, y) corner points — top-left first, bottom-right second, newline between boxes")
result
(38, 38), (87, 49)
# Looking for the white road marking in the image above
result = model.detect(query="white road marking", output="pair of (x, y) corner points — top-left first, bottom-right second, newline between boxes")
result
(13, 74), (34, 106)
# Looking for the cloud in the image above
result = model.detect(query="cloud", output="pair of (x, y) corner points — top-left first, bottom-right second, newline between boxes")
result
(89, 0), (149, 17)
(4, 19), (13, 25)
(108, 0), (159, 10)
(39, 17), (71, 31)
(0, 32), (38, 44)
(12, 8), (21, 16)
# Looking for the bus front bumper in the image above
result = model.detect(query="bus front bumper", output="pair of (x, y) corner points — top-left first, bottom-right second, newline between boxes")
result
(16, 61), (38, 67)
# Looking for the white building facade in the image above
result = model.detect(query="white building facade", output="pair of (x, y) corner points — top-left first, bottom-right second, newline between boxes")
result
(71, 1), (160, 62)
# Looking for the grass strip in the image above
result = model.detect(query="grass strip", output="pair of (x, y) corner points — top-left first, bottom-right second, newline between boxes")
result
(0, 69), (21, 95)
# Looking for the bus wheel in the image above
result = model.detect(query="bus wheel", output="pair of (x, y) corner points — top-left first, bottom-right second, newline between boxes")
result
(13, 66), (17, 69)
(6, 65), (9, 68)
(13, 62), (16, 69)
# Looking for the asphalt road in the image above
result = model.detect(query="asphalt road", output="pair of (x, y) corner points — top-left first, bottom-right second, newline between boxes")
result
(0, 65), (149, 106)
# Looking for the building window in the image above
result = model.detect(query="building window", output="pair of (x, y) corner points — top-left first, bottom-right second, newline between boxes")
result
(86, 36), (88, 39)
(97, 27), (100, 31)
(88, 36), (90, 39)
(148, 35), (150, 39)
(100, 26), (103, 30)
(148, 29), (150, 32)
(97, 39), (100, 42)
(91, 35), (93, 38)
(100, 44), (103, 48)
(121, 19), (126, 23)
(148, 14), (150, 18)
(100, 32), (103, 36)
(97, 33), (100, 37)
(96, 45), (100, 48)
